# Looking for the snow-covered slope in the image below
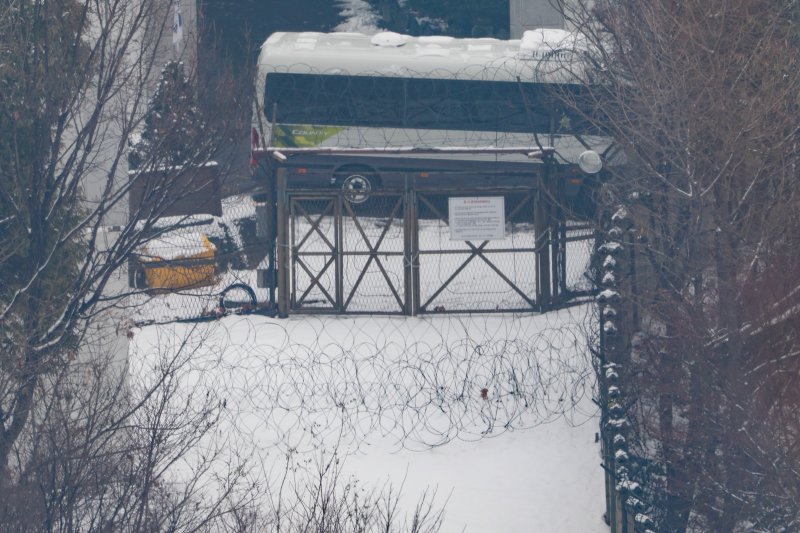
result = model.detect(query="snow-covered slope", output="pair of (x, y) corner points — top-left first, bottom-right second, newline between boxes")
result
(131, 307), (605, 531)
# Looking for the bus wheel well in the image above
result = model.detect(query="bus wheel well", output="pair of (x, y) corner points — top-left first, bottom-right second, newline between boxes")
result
(333, 165), (381, 204)
(333, 164), (381, 182)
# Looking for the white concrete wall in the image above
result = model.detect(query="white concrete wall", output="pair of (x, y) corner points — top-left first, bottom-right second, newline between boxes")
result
(81, 0), (199, 227)
(78, 2), (199, 370)
(79, 230), (131, 372)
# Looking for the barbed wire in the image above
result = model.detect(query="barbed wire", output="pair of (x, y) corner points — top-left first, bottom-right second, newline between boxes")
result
(120, 62), (604, 525)
(130, 307), (598, 459)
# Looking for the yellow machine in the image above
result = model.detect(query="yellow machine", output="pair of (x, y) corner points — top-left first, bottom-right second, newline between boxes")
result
(139, 234), (217, 290)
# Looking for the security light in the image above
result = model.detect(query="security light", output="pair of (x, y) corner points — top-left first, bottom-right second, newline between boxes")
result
(578, 150), (603, 174)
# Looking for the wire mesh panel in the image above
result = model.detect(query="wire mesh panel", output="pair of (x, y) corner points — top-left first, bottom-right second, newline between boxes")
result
(288, 191), (410, 314)
(289, 196), (340, 312)
(340, 191), (408, 313)
(128, 194), (271, 326)
(280, 180), (594, 316)
(555, 221), (596, 299)
(414, 188), (538, 313)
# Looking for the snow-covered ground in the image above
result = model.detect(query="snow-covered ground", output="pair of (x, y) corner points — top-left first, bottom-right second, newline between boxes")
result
(335, 0), (382, 33)
(130, 307), (606, 532)
(127, 185), (602, 530)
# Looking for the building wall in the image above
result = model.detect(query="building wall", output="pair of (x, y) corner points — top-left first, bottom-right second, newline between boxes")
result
(79, 0), (199, 227)
(510, 0), (565, 38)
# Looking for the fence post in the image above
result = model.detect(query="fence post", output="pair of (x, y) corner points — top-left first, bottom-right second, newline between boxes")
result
(276, 167), (289, 318)
(334, 192), (344, 312)
(535, 172), (552, 310)
(598, 202), (625, 532)
(255, 162), (278, 314)
(550, 174), (564, 303)
(615, 490), (625, 533)
(410, 180), (421, 315)
(555, 173), (568, 300)
(403, 175), (416, 315)
(597, 203), (658, 533)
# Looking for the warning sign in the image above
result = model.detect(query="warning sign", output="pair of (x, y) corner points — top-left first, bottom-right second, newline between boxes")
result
(449, 197), (506, 241)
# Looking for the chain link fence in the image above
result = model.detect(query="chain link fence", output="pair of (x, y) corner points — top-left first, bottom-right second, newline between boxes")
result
(415, 189), (538, 313)
(559, 221), (596, 297)
(596, 208), (661, 533)
(288, 190), (410, 314)
(127, 172), (597, 325)
(128, 194), (272, 326)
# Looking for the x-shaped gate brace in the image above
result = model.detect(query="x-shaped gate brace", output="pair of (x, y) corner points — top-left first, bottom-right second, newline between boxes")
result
(289, 193), (408, 313)
(291, 198), (338, 309)
(341, 195), (406, 312)
(415, 191), (538, 313)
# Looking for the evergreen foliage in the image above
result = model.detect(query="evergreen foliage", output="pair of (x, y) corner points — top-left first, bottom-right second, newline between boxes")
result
(128, 61), (205, 170)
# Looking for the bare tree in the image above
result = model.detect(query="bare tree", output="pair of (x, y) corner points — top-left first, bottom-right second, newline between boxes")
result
(555, 0), (800, 530)
(0, 1), (453, 530)
(0, 0), (257, 524)
(264, 448), (446, 533)
(1, 319), (263, 531)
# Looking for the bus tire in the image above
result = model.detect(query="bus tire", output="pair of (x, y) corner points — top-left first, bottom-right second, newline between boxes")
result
(335, 165), (380, 204)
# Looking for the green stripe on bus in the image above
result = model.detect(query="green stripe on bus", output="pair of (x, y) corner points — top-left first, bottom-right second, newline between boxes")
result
(272, 125), (344, 148)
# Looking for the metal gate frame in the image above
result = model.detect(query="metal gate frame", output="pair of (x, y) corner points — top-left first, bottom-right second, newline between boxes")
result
(288, 195), (340, 311)
(283, 187), (411, 314)
(412, 187), (539, 314)
(275, 168), (587, 316)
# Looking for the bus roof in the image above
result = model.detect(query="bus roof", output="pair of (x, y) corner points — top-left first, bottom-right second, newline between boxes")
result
(257, 30), (587, 84)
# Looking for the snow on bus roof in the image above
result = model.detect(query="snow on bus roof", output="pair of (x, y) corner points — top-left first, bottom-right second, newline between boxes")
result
(257, 29), (587, 84)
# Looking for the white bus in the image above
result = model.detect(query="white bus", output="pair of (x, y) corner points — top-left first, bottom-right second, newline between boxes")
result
(251, 29), (610, 208)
